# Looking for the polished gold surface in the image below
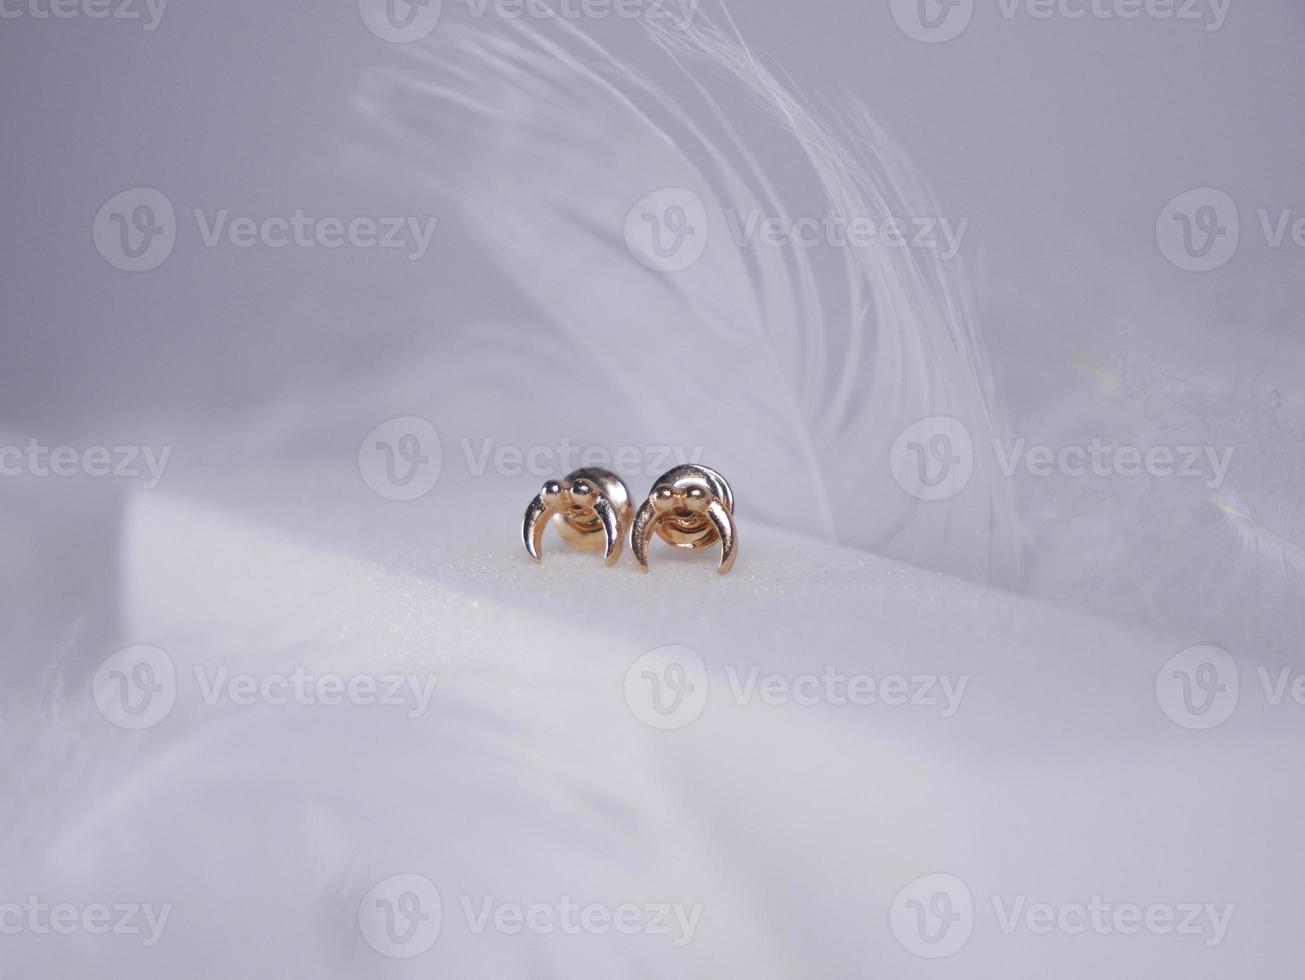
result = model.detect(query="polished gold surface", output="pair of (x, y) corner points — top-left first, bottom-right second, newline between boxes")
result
(632, 465), (737, 575)
(523, 468), (632, 567)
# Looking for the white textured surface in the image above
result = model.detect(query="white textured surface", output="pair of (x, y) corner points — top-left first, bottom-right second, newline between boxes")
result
(6, 474), (1294, 977)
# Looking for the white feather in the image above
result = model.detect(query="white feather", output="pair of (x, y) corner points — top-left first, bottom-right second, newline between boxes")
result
(1212, 491), (1305, 581)
(348, 3), (1021, 585)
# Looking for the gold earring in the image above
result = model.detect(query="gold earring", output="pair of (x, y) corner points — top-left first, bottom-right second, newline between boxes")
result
(523, 468), (632, 567)
(632, 465), (737, 575)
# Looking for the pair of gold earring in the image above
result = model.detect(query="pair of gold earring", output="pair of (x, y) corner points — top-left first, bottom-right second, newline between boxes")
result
(523, 464), (737, 575)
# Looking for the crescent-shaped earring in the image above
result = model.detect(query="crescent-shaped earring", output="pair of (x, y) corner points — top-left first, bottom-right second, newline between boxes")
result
(523, 468), (632, 567)
(632, 464), (737, 575)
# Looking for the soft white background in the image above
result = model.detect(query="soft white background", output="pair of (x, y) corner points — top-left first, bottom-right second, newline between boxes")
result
(1, 1), (1302, 976)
